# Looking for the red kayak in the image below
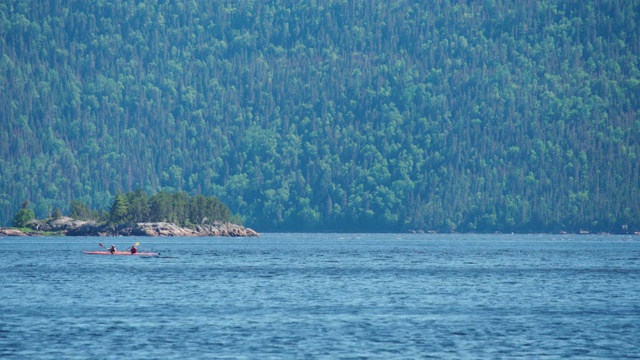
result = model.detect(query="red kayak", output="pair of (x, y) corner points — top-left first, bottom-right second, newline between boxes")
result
(83, 251), (159, 256)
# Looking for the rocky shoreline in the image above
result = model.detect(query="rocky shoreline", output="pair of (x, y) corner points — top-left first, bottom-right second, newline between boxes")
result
(0, 217), (259, 237)
(0, 228), (30, 236)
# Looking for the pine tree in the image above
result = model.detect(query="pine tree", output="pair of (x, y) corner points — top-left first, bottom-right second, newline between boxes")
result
(70, 200), (92, 220)
(109, 190), (129, 224)
(52, 207), (63, 220)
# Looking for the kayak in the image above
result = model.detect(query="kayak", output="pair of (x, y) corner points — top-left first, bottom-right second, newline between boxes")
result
(83, 251), (159, 256)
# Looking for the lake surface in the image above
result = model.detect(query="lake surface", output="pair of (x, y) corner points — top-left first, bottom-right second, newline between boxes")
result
(1, 233), (639, 359)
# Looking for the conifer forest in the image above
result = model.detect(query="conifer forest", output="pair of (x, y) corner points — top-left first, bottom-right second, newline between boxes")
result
(1, 0), (639, 233)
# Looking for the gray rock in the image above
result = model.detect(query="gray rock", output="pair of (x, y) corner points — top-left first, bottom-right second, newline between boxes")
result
(0, 228), (28, 236)
(66, 221), (259, 237)
(27, 217), (88, 232)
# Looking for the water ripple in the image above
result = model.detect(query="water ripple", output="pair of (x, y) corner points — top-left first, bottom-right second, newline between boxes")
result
(1, 234), (639, 358)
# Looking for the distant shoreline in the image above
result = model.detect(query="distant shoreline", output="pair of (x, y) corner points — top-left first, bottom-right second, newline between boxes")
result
(0, 217), (259, 237)
(3, 224), (638, 237)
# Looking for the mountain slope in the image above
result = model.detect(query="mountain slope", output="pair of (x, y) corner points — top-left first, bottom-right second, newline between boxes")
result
(1, 0), (639, 232)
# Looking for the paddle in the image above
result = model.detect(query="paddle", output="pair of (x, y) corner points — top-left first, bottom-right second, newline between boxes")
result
(99, 243), (117, 254)
(126, 241), (141, 254)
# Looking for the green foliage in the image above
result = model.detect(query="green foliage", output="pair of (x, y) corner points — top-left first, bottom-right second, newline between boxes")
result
(70, 200), (94, 220)
(109, 190), (129, 224)
(126, 189), (150, 223)
(12, 200), (35, 227)
(52, 207), (63, 220)
(1, 1), (639, 233)
(98, 189), (232, 227)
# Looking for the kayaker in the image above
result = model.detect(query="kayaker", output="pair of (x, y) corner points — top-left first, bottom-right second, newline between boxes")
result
(109, 244), (117, 254)
(129, 244), (138, 254)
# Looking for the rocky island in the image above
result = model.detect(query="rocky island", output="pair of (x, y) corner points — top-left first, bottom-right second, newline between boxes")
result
(1, 216), (258, 237)
(2, 190), (259, 237)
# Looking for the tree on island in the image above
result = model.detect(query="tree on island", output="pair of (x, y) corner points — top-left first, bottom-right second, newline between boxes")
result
(97, 189), (233, 227)
(70, 200), (94, 220)
(126, 189), (150, 223)
(109, 190), (129, 224)
(52, 207), (63, 220)
(12, 200), (35, 228)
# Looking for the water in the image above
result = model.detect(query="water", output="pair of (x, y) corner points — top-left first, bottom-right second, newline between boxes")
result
(1, 233), (639, 359)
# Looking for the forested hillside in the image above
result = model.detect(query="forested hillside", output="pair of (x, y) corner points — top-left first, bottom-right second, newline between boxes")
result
(1, 0), (639, 233)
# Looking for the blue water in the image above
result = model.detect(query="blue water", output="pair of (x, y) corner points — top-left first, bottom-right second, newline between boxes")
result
(1, 233), (639, 359)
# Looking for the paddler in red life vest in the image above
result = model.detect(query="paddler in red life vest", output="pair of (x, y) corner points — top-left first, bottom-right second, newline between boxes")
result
(109, 244), (117, 254)
(129, 244), (138, 254)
